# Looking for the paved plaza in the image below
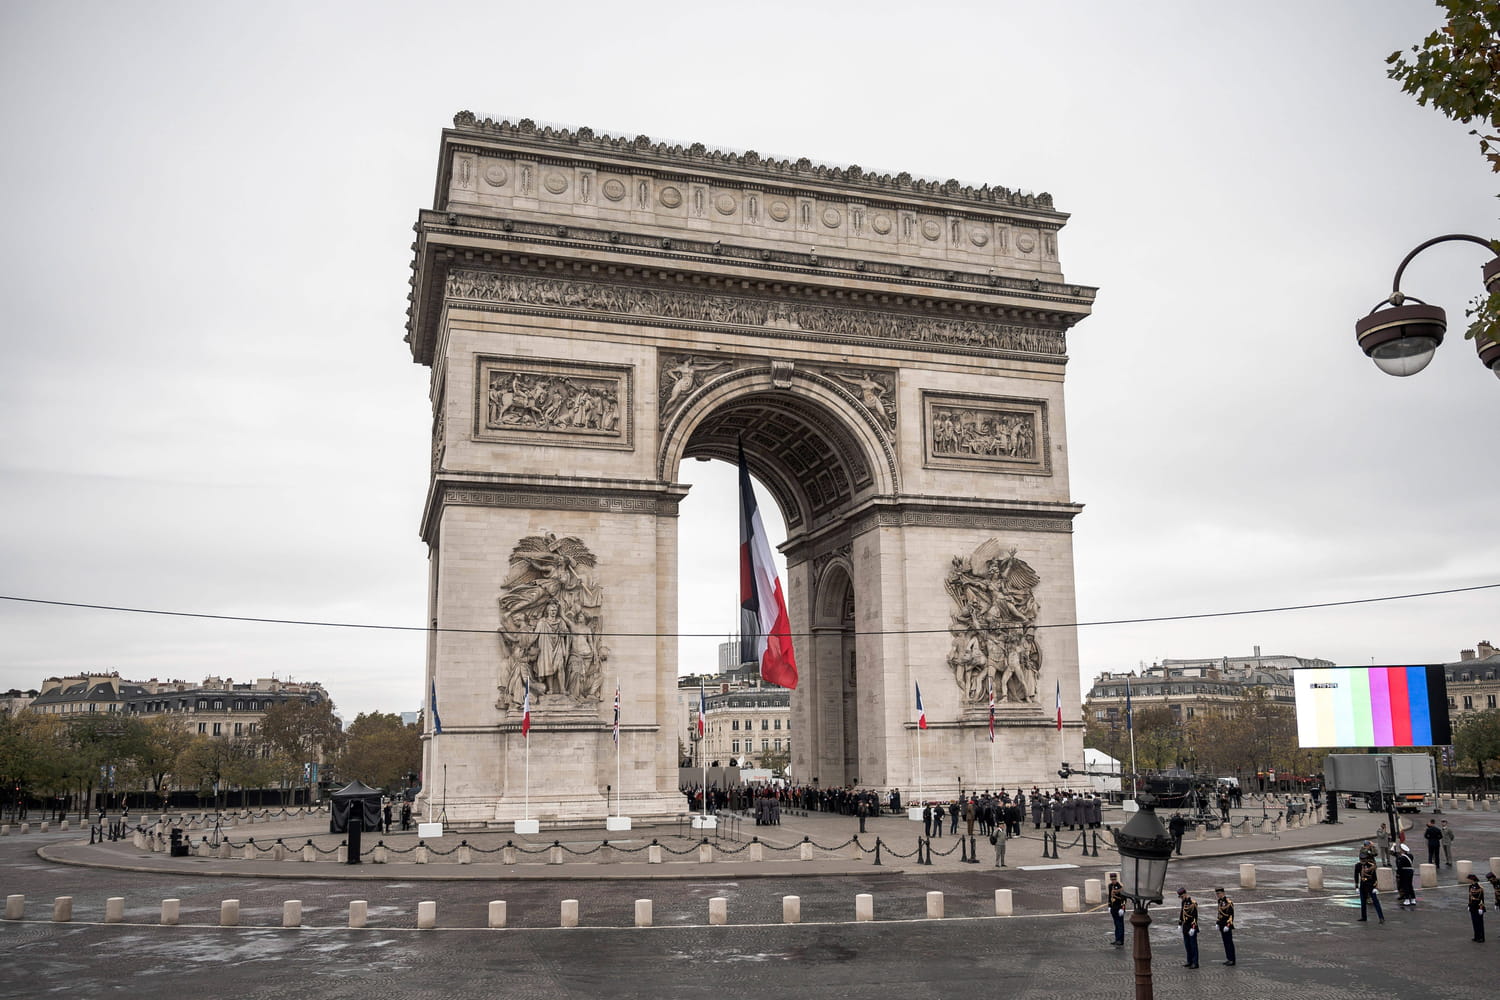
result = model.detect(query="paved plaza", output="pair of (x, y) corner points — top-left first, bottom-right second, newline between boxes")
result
(3, 804), (1497, 998)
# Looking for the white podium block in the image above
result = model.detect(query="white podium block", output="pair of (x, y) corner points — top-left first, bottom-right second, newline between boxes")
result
(606, 816), (632, 832)
(417, 822), (443, 838)
(514, 819), (540, 835)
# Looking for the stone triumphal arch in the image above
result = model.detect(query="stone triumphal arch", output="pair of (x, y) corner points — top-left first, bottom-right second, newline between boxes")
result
(405, 113), (1096, 827)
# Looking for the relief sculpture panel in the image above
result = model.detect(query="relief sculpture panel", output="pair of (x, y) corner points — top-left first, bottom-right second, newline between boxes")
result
(473, 355), (632, 451)
(922, 392), (1050, 476)
(945, 539), (1042, 705)
(496, 533), (608, 710)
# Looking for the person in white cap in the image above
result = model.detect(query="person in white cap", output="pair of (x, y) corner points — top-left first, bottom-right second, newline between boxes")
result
(1394, 843), (1417, 907)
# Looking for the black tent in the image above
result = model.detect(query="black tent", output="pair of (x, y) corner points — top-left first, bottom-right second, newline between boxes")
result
(329, 780), (383, 834)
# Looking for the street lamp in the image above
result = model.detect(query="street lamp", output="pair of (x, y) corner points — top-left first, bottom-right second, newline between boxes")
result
(1355, 234), (1500, 379)
(1115, 793), (1175, 1000)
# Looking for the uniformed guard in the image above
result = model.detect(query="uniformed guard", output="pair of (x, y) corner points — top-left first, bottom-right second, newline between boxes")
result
(1107, 873), (1126, 947)
(1214, 887), (1236, 966)
(1355, 855), (1384, 923)
(1175, 887), (1199, 969)
(1467, 874), (1486, 942)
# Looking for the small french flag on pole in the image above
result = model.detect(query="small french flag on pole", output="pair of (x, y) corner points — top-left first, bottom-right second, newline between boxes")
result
(521, 677), (532, 737)
(698, 684), (706, 738)
(915, 682), (927, 730)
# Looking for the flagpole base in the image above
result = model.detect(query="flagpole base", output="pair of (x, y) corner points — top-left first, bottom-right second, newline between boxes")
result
(513, 819), (541, 835)
(605, 816), (633, 832)
(691, 815), (718, 830)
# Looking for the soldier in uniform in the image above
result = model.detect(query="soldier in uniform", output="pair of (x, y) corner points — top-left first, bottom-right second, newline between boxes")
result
(1175, 887), (1199, 968)
(1394, 843), (1417, 907)
(1467, 873), (1486, 942)
(1031, 793), (1043, 829)
(1214, 887), (1236, 966)
(1107, 872), (1126, 946)
(1355, 855), (1384, 923)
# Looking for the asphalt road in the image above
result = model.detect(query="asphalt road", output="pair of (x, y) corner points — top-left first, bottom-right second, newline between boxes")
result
(5, 810), (1498, 999)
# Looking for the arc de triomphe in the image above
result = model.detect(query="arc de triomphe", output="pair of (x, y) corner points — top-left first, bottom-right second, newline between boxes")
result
(405, 113), (1096, 827)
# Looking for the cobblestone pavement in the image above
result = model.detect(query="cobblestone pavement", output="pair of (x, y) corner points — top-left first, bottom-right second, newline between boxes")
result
(3, 807), (1497, 998)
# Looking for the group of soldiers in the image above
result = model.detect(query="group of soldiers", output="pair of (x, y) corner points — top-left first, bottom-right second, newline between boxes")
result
(1103, 875), (1236, 968)
(1354, 836), (1498, 941)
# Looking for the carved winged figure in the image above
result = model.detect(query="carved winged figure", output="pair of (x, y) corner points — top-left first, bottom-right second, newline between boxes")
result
(831, 369), (894, 431)
(496, 533), (607, 710)
(662, 356), (729, 415)
(945, 539), (1042, 705)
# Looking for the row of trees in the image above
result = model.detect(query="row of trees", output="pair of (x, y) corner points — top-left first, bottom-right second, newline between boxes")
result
(1084, 690), (1500, 793)
(0, 701), (421, 819)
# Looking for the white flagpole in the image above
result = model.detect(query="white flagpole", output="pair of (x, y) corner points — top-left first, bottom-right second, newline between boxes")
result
(989, 736), (996, 792)
(1129, 728), (1139, 799)
(614, 693), (621, 819)
(525, 734), (530, 821)
(916, 724), (924, 802)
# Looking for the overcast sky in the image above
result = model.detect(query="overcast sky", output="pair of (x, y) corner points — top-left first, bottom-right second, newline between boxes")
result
(1, 1), (1495, 723)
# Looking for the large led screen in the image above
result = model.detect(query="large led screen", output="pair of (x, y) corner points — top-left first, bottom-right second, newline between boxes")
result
(1293, 665), (1451, 748)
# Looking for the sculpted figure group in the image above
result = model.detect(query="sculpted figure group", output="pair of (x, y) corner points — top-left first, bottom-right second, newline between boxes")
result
(946, 539), (1043, 704)
(496, 533), (608, 710)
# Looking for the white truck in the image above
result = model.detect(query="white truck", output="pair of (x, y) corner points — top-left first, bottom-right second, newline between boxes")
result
(1324, 753), (1438, 813)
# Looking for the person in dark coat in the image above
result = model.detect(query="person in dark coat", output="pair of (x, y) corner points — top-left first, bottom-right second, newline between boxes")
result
(1176, 888), (1199, 969)
(1031, 795), (1043, 829)
(1214, 887), (1236, 966)
(1356, 855), (1384, 923)
(1467, 874), (1486, 942)
(1168, 813), (1187, 855)
(1394, 844), (1417, 907)
(922, 803), (933, 838)
(1423, 819), (1443, 866)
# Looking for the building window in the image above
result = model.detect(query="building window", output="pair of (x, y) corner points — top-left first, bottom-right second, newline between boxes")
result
(1489, 695), (1497, 709)
(1464, 696), (1473, 710)
(198, 700), (208, 709)
(732, 720), (739, 731)
(198, 723), (207, 734)
(234, 722), (242, 735)
(774, 739), (781, 750)
(212, 723), (222, 736)
(732, 740), (739, 753)
(761, 739), (769, 751)
(213, 700), (223, 710)
(762, 719), (769, 730)
(774, 719), (781, 730)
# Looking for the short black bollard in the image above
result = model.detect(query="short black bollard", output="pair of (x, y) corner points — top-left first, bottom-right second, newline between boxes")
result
(966, 834), (979, 863)
(873, 837), (883, 866)
(347, 815), (363, 865)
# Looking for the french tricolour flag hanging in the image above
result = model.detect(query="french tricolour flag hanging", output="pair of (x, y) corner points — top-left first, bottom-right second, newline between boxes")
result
(697, 684), (706, 738)
(988, 682), (995, 743)
(915, 682), (927, 730)
(738, 439), (798, 689)
(613, 682), (621, 745)
(521, 676), (532, 737)
(1055, 679), (1062, 731)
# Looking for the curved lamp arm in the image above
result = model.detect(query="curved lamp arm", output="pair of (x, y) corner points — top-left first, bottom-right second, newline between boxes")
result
(1389, 234), (1495, 301)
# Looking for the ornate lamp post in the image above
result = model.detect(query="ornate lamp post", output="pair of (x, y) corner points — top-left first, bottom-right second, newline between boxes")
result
(1115, 793), (1175, 1000)
(1355, 234), (1500, 379)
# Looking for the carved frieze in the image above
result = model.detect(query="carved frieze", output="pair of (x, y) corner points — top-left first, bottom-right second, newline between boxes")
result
(945, 539), (1042, 705)
(473, 355), (633, 451)
(496, 533), (607, 711)
(922, 392), (1050, 476)
(445, 268), (1066, 357)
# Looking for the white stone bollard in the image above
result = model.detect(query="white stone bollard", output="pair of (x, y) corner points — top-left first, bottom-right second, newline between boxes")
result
(1220, 822), (1232, 839)
(1195, 823), (1206, 841)
(416, 845), (430, 864)
(1376, 866), (1395, 891)
(283, 900), (302, 928)
(1307, 866), (1324, 890)
(1240, 863), (1257, 889)
(1420, 863), (1437, 887)
(348, 900), (368, 928)
(926, 891), (944, 919)
(0, 825), (7, 836)
(547, 845), (562, 865)
(220, 899), (240, 927)
(241, 843), (255, 861)
(373, 845), (388, 864)
(855, 893), (874, 922)
(995, 889), (1013, 916)
(750, 841), (764, 862)
(799, 841), (814, 861)
(336, 845), (347, 863)
(1084, 878), (1102, 905)
(4, 895), (23, 920)
(40, 822), (49, 833)
(417, 901), (436, 929)
(698, 842), (713, 864)
(488, 901), (507, 928)
(1457, 860), (1473, 880)
(648, 844), (663, 864)
(1484, 800), (1493, 812)
(502, 845), (518, 864)
(19, 823), (28, 834)
(635, 899), (652, 927)
(161, 899), (179, 925)
(105, 897), (124, 923)
(1062, 886), (1080, 913)
(561, 899), (579, 928)
(709, 897), (727, 925)
(302, 843), (316, 862)
(1467, 798), (1475, 810)
(1490, 856), (1500, 877)
(52, 897), (72, 923)
(783, 896), (801, 924)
